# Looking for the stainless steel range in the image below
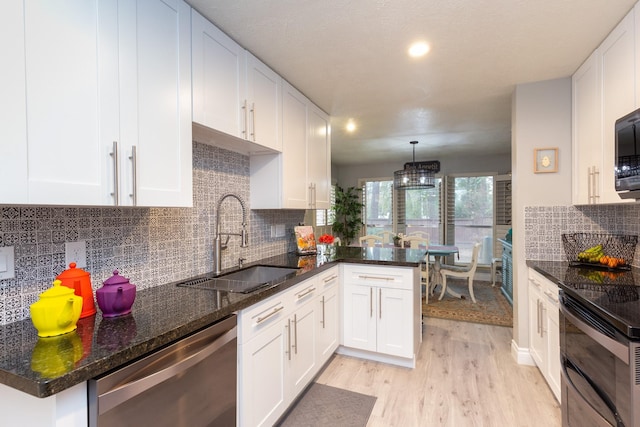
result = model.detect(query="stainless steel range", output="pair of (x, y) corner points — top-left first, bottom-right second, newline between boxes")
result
(559, 267), (640, 427)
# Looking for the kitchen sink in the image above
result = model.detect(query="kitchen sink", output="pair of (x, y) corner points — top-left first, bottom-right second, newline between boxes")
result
(176, 265), (300, 293)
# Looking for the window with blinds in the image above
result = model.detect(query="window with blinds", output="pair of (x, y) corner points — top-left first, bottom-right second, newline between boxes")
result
(315, 185), (337, 226)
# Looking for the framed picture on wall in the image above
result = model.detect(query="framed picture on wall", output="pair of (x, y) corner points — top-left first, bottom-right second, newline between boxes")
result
(534, 148), (558, 173)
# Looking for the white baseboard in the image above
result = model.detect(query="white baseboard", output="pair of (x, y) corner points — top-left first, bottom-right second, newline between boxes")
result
(511, 339), (535, 365)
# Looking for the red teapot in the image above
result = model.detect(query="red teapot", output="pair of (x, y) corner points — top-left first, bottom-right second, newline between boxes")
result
(97, 270), (136, 317)
(56, 262), (97, 319)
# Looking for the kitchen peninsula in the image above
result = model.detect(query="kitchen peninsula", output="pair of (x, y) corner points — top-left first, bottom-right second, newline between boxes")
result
(0, 246), (424, 426)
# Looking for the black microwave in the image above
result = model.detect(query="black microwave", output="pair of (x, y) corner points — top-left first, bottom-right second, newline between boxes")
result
(615, 107), (640, 199)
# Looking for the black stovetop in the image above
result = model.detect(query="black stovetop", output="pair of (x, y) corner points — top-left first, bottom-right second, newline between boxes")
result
(529, 261), (640, 340)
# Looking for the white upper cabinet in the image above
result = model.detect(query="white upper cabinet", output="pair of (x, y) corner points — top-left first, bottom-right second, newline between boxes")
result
(192, 9), (246, 138)
(0, 1), (28, 203)
(192, 10), (282, 153)
(0, 0), (192, 207)
(572, 51), (603, 205)
(117, 0), (193, 207)
(572, 8), (636, 205)
(250, 82), (332, 209)
(246, 52), (282, 152)
(307, 104), (331, 209)
(22, 0), (108, 205)
(281, 82), (310, 209)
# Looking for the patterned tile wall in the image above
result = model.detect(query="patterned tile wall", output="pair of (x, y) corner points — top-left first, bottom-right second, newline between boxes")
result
(0, 142), (305, 325)
(524, 204), (640, 264)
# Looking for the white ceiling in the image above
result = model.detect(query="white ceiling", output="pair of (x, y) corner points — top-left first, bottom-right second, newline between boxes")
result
(187, 0), (637, 166)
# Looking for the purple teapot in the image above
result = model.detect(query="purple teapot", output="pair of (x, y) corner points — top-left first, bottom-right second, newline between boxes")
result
(97, 270), (136, 317)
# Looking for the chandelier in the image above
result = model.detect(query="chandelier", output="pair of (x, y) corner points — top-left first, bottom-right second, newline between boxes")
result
(393, 141), (437, 190)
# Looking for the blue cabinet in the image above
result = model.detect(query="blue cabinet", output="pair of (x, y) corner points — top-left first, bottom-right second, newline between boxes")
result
(498, 239), (513, 305)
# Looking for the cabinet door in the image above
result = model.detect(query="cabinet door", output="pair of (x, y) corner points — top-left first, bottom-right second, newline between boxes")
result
(281, 82), (309, 208)
(545, 293), (561, 401)
(317, 284), (340, 364)
(600, 11), (635, 204)
(528, 281), (545, 369)
(572, 51), (602, 205)
(288, 302), (317, 398)
(377, 287), (414, 358)
(119, 0), (193, 207)
(342, 284), (377, 352)
(23, 0), (110, 205)
(246, 53), (282, 152)
(192, 9), (246, 138)
(307, 104), (331, 209)
(240, 322), (287, 427)
(0, 0), (27, 203)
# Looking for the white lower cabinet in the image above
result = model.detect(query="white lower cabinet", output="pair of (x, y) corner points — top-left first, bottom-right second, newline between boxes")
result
(238, 266), (340, 427)
(316, 268), (340, 365)
(528, 268), (561, 402)
(340, 264), (420, 367)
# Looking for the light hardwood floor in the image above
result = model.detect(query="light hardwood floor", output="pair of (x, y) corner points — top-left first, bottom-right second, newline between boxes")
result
(316, 318), (561, 427)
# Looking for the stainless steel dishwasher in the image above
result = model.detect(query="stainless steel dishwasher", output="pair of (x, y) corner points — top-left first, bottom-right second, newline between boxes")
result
(89, 314), (237, 427)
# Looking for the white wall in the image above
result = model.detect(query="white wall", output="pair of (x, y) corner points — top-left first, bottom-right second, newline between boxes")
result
(335, 153), (511, 188)
(511, 77), (572, 362)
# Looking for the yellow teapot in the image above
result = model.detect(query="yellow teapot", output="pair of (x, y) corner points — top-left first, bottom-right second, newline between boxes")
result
(30, 279), (82, 337)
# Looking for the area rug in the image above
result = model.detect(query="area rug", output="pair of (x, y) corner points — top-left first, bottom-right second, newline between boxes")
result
(423, 279), (513, 327)
(277, 383), (376, 427)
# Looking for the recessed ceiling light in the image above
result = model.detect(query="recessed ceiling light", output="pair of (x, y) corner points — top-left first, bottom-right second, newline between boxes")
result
(346, 121), (356, 132)
(408, 42), (430, 58)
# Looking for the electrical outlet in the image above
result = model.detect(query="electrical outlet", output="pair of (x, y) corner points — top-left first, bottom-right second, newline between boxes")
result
(275, 224), (285, 237)
(0, 246), (15, 280)
(65, 241), (87, 268)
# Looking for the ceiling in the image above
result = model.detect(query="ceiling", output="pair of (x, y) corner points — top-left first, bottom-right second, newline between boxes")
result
(187, 0), (637, 166)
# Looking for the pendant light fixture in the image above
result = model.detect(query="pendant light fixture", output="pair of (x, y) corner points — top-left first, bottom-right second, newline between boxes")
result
(393, 141), (437, 190)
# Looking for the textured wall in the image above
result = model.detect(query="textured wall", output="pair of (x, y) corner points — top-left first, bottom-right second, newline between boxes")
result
(0, 142), (304, 324)
(524, 204), (640, 264)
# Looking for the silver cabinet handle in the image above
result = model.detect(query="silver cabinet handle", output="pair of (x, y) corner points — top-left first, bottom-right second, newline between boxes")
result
(359, 275), (394, 281)
(587, 167), (593, 203)
(129, 146), (137, 205)
(370, 287), (373, 318)
(99, 325), (236, 415)
(256, 305), (284, 324)
(297, 287), (316, 299)
(540, 304), (546, 338)
(250, 102), (256, 141)
(321, 296), (326, 328)
(379, 288), (382, 319)
(292, 314), (298, 355)
(593, 166), (600, 203)
(110, 141), (119, 205)
(242, 100), (248, 138)
(323, 274), (338, 284)
(286, 319), (291, 360)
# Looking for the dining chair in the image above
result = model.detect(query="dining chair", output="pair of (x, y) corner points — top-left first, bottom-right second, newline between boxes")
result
(406, 231), (429, 240)
(400, 235), (428, 249)
(359, 235), (383, 247)
(381, 231), (393, 244)
(438, 242), (482, 303)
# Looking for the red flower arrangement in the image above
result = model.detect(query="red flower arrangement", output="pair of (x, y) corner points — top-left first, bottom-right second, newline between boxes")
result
(318, 234), (335, 244)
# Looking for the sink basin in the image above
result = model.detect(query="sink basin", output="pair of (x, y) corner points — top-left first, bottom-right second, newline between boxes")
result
(219, 265), (299, 283)
(177, 265), (300, 293)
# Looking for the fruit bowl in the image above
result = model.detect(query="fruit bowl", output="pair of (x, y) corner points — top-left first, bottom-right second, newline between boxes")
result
(562, 233), (637, 271)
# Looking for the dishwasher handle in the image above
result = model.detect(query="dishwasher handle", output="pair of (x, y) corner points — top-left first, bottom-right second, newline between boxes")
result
(99, 324), (237, 415)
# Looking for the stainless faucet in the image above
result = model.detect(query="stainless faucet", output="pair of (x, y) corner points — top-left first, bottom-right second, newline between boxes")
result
(214, 193), (248, 274)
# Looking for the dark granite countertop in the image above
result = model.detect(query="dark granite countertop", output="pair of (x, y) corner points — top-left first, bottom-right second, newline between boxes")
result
(527, 260), (640, 339)
(0, 246), (425, 398)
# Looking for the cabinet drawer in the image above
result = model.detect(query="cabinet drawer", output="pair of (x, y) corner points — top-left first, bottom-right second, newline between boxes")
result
(239, 292), (291, 344)
(342, 264), (413, 290)
(316, 267), (339, 293)
(529, 269), (559, 304)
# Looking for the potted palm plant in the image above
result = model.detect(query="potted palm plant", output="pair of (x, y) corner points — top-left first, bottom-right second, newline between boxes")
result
(331, 186), (363, 246)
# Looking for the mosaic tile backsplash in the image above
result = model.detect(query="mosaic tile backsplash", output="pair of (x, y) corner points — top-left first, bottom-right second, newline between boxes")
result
(0, 142), (305, 325)
(524, 204), (640, 264)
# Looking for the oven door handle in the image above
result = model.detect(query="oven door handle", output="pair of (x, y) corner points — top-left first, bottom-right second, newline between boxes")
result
(563, 357), (625, 427)
(561, 302), (628, 364)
